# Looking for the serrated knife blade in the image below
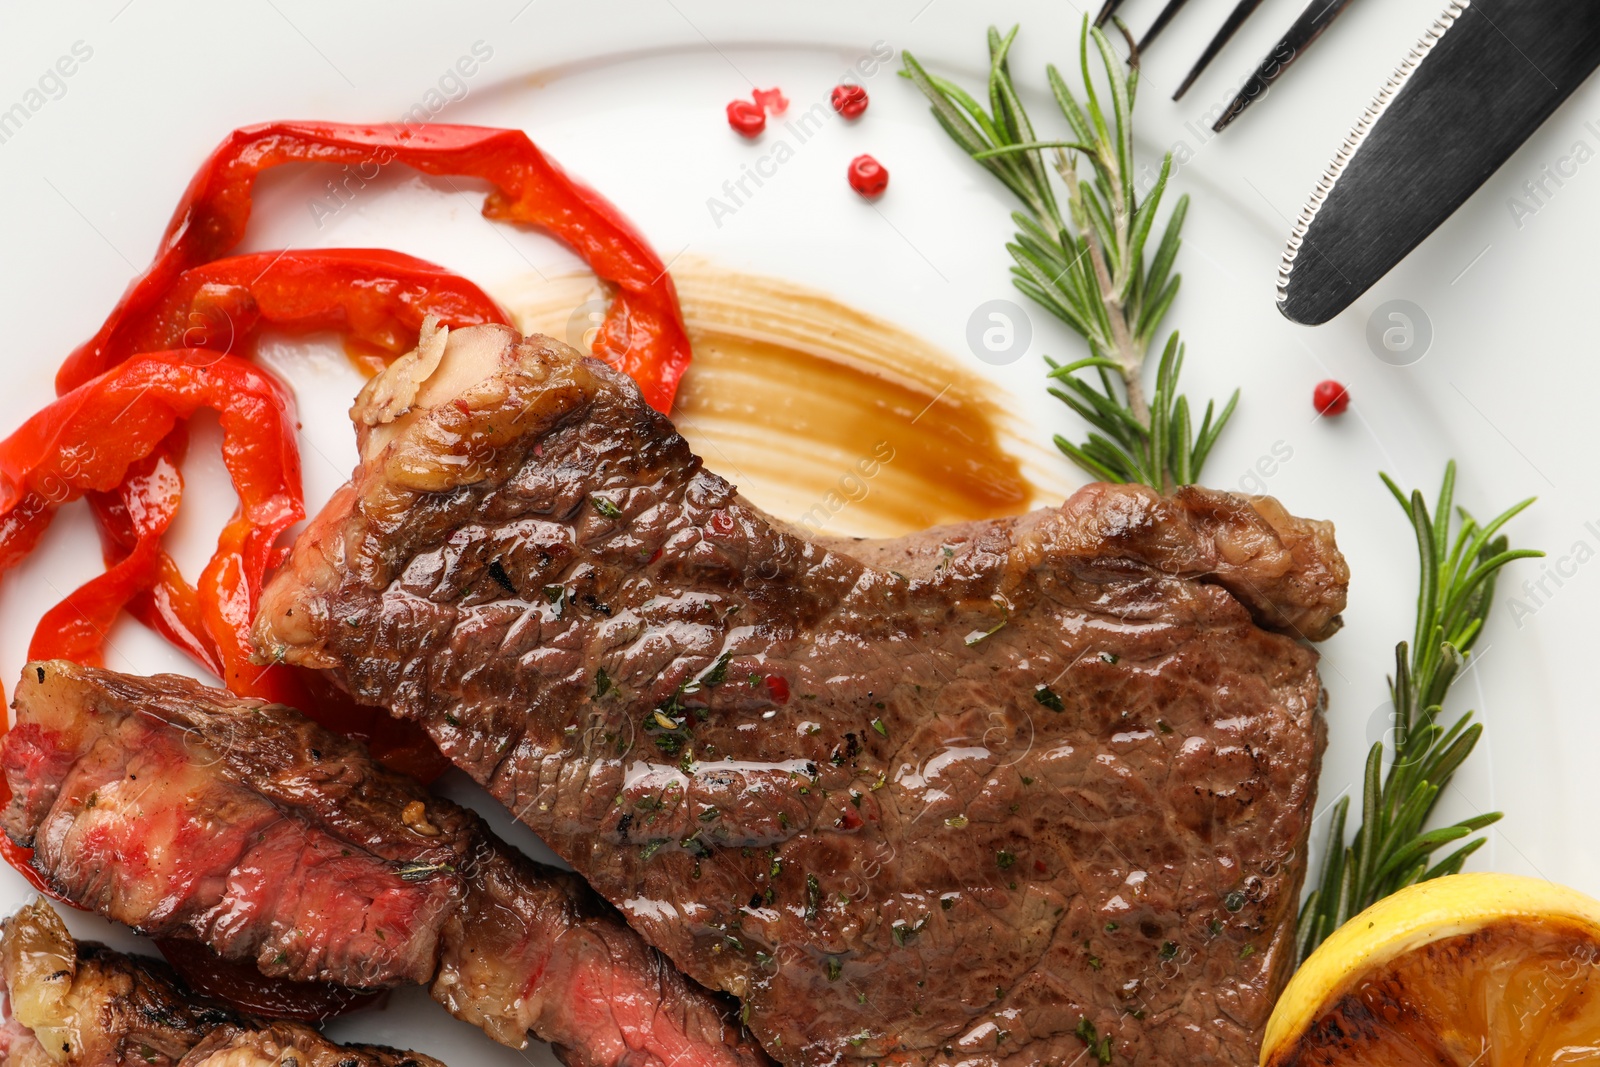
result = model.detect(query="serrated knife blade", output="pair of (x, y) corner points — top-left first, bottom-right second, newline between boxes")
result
(1277, 0), (1600, 326)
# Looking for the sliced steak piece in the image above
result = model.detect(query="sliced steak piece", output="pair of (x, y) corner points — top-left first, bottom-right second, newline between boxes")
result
(0, 898), (440, 1067)
(250, 324), (1350, 1066)
(175, 1023), (440, 1067)
(1, 898), (234, 1066)
(1, 661), (770, 1067)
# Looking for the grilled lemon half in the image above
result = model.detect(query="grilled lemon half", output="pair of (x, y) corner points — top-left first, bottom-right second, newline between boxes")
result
(1262, 872), (1600, 1066)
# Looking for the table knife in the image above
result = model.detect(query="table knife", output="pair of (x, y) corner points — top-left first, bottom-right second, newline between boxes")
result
(1278, 0), (1600, 326)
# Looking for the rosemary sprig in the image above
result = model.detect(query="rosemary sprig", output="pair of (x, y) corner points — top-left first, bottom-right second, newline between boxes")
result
(1295, 462), (1541, 963)
(902, 20), (1236, 490)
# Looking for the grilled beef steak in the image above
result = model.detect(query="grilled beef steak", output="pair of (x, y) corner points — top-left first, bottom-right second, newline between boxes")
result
(0, 899), (232, 1067)
(250, 324), (1350, 1066)
(172, 1024), (441, 1067)
(0, 661), (770, 1067)
(0, 899), (440, 1067)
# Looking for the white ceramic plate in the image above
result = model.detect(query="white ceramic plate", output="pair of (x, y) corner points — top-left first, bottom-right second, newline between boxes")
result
(1, 2), (1594, 1061)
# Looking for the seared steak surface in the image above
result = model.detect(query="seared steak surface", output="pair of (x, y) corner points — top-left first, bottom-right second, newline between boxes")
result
(253, 325), (1350, 1066)
(174, 1023), (441, 1067)
(0, 898), (440, 1067)
(1, 661), (769, 1067)
(1, 899), (233, 1066)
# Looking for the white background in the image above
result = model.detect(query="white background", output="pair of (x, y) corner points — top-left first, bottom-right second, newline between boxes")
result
(0, 1), (1594, 1060)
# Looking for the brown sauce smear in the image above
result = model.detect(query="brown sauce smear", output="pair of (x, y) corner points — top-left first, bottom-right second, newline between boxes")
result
(497, 262), (1063, 538)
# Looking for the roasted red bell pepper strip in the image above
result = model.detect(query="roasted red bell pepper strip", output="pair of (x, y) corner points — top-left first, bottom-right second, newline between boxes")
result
(71, 451), (446, 781)
(0, 353), (303, 697)
(0, 354), (298, 524)
(127, 248), (511, 358)
(28, 538), (167, 665)
(76, 249), (508, 683)
(45, 369), (446, 778)
(29, 448), (184, 666)
(59, 122), (690, 411)
(85, 430), (225, 677)
(0, 841), (52, 897)
(49, 249), (488, 769)
(0, 827), (57, 901)
(0, 124), (649, 998)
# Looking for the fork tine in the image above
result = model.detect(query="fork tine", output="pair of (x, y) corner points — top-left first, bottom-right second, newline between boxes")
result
(1138, 0), (1196, 51)
(1212, 0), (1360, 131)
(1172, 0), (1267, 99)
(1094, 0), (1126, 27)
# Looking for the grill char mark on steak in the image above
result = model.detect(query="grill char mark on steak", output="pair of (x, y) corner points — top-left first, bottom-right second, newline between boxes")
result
(252, 325), (1350, 1066)
(0, 660), (771, 1067)
(0, 898), (441, 1067)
